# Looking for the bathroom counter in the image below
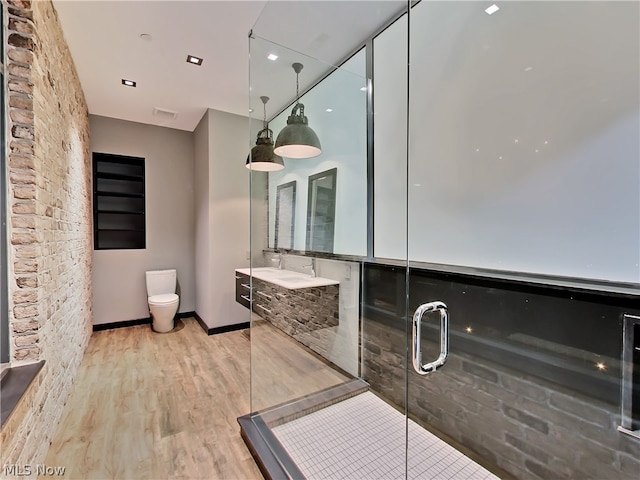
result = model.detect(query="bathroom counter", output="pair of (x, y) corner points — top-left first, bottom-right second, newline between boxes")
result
(235, 267), (339, 290)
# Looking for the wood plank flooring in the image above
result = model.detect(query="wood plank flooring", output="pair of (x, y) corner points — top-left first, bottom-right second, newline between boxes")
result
(250, 319), (350, 413)
(44, 317), (350, 479)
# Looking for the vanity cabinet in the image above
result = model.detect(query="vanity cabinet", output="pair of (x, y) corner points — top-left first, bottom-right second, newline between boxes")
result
(235, 272), (251, 309)
(235, 268), (339, 356)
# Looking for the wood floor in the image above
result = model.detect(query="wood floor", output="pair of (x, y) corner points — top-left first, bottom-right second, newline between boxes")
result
(44, 317), (349, 479)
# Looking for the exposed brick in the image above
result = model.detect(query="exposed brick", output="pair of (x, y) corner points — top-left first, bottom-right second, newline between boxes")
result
(619, 451), (640, 477)
(505, 433), (551, 464)
(13, 185), (36, 199)
(525, 459), (557, 480)
(12, 124), (34, 140)
(462, 360), (499, 384)
(460, 435), (498, 466)
(2, 0), (92, 470)
(14, 260), (37, 273)
(549, 392), (612, 429)
(13, 289), (38, 304)
(8, 78), (33, 94)
(503, 405), (549, 434)
(14, 333), (39, 347)
(8, 63), (31, 80)
(8, 4), (33, 19)
(9, 153), (35, 169)
(13, 347), (40, 361)
(10, 140), (35, 155)
(8, 17), (34, 35)
(11, 216), (36, 229)
(11, 231), (37, 244)
(8, 1), (33, 10)
(7, 47), (34, 64)
(9, 94), (33, 112)
(13, 304), (38, 319)
(500, 374), (549, 402)
(9, 170), (36, 185)
(8, 32), (34, 50)
(12, 201), (36, 214)
(16, 276), (37, 288)
(10, 107), (35, 125)
(14, 245), (37, 258)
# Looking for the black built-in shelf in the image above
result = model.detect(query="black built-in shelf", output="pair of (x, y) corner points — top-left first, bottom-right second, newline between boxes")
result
(93, 153), (146, 250)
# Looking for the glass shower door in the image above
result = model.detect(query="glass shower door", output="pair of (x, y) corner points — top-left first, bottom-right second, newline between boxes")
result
(246, 8), (411, 475)
(405, 2), (640, 479)
(242, 0), (639, 477)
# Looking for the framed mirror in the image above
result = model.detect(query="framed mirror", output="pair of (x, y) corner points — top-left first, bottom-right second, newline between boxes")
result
(306, 168), (337, 253)
(274, 181), (296, 250)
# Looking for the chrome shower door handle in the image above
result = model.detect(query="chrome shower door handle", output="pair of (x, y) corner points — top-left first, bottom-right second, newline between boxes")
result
(412, 301), (449, 375)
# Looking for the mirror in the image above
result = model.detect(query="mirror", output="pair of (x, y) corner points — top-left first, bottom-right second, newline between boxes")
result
(275, 181), (296, 249)
(306, 168), (337, 253)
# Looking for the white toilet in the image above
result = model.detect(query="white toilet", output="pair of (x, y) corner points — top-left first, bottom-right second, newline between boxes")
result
(146, 269), (180, 333)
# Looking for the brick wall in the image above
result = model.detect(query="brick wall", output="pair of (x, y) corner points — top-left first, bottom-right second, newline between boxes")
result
(364, 310), (640, 479)
(1, 0), (93, 469)
(249, 275), (339, 360)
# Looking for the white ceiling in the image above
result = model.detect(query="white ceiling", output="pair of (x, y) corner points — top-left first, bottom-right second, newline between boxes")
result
(53, 0), (406, 132)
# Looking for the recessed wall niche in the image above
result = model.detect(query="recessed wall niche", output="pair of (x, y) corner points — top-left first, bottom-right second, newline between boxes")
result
(92, 152), (146, 250)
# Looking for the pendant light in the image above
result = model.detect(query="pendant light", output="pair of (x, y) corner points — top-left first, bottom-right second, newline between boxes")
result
(274, 63), (322, 159)
(246, 96), (285, 171)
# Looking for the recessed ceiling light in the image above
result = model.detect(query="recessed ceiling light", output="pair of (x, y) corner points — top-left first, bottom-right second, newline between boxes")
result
(360, 86), (367, 91)
(267, 53), (278, 61)
(187, 55), (203, 66)
(325, 108), (333, 113)
(485, 4), (499, 15)
(249, 108), (254, 113)
(121, 79), (136, 87)
(139, 33), (152, 41)
(524, 66), (534, 72)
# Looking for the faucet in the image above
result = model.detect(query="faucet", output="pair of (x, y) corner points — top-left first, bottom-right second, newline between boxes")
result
(277, 252), (284, 270)
(302, 258), (316, 278)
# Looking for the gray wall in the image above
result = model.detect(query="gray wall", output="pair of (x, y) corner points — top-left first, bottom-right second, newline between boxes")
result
(90, 115), (196, 325)
(194, 109), (250, 328)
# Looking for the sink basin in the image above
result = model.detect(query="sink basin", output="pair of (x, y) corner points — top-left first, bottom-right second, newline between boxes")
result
(277, 276), (309, 283)
(236, 267), (339, 290)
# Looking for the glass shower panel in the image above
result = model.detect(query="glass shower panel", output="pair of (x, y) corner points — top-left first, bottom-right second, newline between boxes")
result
(247, 30), (387, 477)
(406, 2), (640, 479)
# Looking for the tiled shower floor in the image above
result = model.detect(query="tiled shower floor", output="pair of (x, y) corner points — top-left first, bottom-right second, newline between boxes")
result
(272, 391), (499, 480)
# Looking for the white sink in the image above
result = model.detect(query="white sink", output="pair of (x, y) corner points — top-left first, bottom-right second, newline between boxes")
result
(236, 267), (339, 290)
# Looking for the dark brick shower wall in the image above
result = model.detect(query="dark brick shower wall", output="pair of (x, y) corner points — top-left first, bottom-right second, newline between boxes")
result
(362, 266), (640, 480)
(252, 278), (339, 358)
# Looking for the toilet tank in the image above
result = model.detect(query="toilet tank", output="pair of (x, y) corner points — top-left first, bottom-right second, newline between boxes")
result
(146, 269), (177, 297)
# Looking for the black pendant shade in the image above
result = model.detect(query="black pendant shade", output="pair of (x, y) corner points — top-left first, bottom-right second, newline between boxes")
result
(246, 96), (285, 171)
(246, 128), (284, 171)
(274, 63), (322, 159)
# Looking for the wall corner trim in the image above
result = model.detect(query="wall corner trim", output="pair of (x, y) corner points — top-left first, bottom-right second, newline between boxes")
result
(193, 312), (249, 336)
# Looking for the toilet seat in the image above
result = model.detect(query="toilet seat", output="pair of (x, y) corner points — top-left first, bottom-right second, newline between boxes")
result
(148, 293), (179, 305)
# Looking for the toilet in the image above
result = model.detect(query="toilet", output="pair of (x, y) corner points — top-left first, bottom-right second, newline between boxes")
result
(146, 269), (180, 333)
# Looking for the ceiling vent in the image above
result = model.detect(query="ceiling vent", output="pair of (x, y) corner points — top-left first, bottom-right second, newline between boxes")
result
(153, 107), (178, 120)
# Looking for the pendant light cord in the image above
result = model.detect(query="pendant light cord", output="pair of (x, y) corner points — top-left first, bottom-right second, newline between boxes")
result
(263, 101), (267, 129)
(292, 62), (304, 105)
